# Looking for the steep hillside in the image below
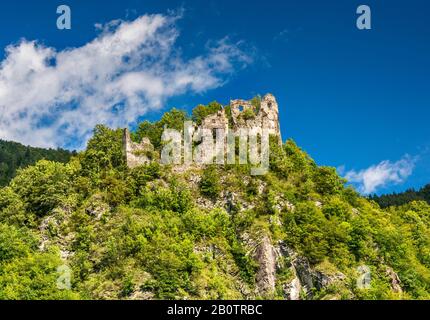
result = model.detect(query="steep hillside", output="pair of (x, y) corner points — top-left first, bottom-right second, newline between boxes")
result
(0, 104), (430, 300)
(0, 140), (74, 186)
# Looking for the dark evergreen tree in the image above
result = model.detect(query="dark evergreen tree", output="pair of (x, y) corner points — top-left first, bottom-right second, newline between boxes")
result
(0, 140), (74, 186)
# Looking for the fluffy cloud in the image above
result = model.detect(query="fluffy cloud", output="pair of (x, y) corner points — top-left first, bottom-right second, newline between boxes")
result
(344, 155), (417, 194)
(0, 14), (251, 149)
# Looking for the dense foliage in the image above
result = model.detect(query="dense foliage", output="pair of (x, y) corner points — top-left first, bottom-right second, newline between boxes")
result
(134, 109), (189, 150)
(370, 185), (430, 208)
(0, 140), (73, 186)
(0, 102), (430, 300)
(192, 102), (223, 125)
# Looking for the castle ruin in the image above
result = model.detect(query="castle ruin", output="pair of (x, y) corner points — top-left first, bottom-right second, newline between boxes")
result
(123, 128), (154, 168)
(123, 93), (281, 168)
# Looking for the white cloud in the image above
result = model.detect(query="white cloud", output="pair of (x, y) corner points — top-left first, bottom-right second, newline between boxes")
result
(344, 155), (417, 194)
(0, 14), (251, 149)
(273, 29), (289, 42)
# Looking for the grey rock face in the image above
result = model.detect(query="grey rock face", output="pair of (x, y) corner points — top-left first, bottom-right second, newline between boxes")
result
(292, 255), (315, 297)
(279, 243), (346, 299)
(255, 236), (277, 297)
(284, 277), (302, 300)
(356, 265), (371, 289)
(313, 270), (346, 290)
(386, 267), (402, 293)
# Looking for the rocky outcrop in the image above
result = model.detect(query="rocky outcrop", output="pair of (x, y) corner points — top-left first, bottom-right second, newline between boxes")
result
(386, 267), (402, 293)
(356, 265), (371, 289)
(85, 194), (110, 220)
(313, 270), (346, 290)
(38, 205), (76, 261)
(255, 236), (277, 297)
(291, 255), (315, 297)
(271, 193), (295, 213)
(283, 277), (302, 300)
(356, 265), (402, 293)
(196, 188), (255, 214)
(240, 232), (280, 298)
(246, 239), (349, 300)
(279, 243), (346, 299)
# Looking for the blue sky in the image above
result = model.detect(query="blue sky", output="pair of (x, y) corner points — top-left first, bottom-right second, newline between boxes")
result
(0, 0), (428, 195)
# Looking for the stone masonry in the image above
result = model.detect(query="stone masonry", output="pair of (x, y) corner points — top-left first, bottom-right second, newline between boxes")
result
(123, 93), (281, 168)
(123, 127), (154, 168)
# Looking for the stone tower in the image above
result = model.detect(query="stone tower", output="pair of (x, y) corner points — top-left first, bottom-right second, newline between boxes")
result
(230, 93), (281, 143)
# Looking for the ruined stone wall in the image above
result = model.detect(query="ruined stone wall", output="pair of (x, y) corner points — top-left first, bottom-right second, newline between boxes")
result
(260, 94), (281, 140)
(123, 93), (281, 168)
(230, 93), (281, 142)
(123, 128), (154, 168)
(201, 109), (229, 132)
(194, 109), (230, 164)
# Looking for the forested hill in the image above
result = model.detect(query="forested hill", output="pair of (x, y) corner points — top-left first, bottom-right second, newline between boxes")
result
(0, 139), (74, 186)
(370, 184), (430, 208)
(1, 101), (430, 300)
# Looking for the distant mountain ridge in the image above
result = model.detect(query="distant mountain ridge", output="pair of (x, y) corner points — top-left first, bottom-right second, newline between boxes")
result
(0, 139), (74, 186)
(370, 184), (430, 208)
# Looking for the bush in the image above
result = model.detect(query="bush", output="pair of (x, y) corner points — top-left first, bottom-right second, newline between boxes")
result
(200, 166), (221, 199)
(242, 108), (256, 120)
(81, 125), (125, 175)
(192, 102), (222, 125)
(314, 166), (345, 195)
(10, 160), (75, 216)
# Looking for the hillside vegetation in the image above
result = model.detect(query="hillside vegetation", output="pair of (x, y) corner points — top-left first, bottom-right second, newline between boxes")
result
(0, 140), (74, 186)
(370, 185), (430, 208)
(0, 103), (430, 300)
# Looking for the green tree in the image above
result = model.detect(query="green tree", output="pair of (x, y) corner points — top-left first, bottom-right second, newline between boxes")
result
(192, 102), (222, 125)
(80, 125), (125, 177)
(200, 166), (221, 199)
(314, 166), (345, 195)
(0, 139), (73, 186)
(10, 160), (75, 216)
